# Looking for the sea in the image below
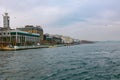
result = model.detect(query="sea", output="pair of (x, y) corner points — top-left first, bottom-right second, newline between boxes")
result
(0, 42), (120, 80)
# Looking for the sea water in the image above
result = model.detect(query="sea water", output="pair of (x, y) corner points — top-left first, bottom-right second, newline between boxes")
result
(0, 42), (120, 80)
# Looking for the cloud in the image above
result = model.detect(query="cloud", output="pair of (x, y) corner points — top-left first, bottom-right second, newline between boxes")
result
(47, 20), (120, 41)
(0, 0), (120, 40)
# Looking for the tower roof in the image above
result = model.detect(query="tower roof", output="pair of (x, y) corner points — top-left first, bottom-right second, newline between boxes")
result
(5, 12), (8, 16)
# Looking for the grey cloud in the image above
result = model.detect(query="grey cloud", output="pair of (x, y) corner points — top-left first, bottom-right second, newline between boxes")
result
(1, 0), (120, 40)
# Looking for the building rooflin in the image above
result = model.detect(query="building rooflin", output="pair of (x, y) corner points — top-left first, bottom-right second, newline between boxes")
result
(18, 25), (43, 31)
(0, 29), (40, 36)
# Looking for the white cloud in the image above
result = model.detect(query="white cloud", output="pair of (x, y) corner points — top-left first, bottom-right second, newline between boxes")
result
(0, 0), (120, 40)
(44, 15), (120, 41)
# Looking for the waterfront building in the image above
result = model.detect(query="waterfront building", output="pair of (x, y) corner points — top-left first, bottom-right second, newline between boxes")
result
(61, 36), (74, 44)
(0, 30), (40, 46)
(17, 25), (43, 41)
(0, 12), (43, 50)
(43, 34), (76, 44)
(43, 33), (62, 44)
(52, 34), (62, 44)
(73, 39), (80, 44)
(0, 12), (40, 46)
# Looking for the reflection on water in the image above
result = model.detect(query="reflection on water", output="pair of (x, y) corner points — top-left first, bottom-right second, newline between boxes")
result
(0, 42), (120, 80)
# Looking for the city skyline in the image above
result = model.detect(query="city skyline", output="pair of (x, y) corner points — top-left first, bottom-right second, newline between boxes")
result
(0, 0), (120, 41)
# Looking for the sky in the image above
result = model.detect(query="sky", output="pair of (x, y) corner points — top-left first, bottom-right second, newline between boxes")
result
(0, 0), (120, 41)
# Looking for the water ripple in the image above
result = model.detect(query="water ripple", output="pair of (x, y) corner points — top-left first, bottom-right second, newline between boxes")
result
(1, 42), (120, 80)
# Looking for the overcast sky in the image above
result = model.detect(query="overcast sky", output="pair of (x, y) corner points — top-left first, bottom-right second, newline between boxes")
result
(0, 0), (120, 41)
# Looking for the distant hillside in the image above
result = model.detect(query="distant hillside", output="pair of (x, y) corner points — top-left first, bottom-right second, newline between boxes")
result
(80, 40), (95, 44)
